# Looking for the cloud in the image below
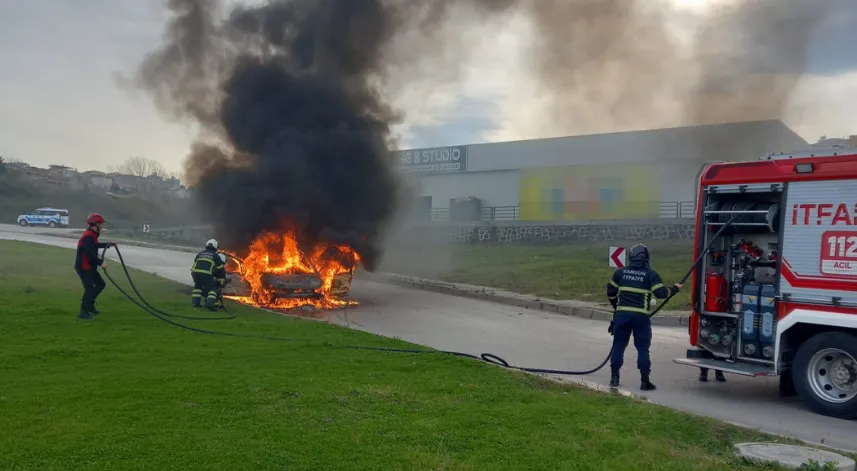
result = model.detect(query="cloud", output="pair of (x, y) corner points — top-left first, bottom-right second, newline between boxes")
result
(784, 70), (857, 140)
(0, 1), (193, 171)
(395, 96), (501, 148)
(0, 0), (854, 172)
(803, 0), (857, 76)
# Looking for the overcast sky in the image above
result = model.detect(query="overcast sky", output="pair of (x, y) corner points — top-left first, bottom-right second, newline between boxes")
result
(1, 0), (855, 175)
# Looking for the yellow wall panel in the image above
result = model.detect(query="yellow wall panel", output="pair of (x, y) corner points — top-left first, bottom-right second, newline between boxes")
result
(518, 163), (660, 221)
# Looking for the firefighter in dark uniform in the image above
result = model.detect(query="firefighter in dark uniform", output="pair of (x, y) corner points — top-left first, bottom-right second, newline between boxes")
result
(191, 239), (226, 310)
(74, 213), (116, 319)
(213, 253), (228, 309)
(606, 243), (683, 391)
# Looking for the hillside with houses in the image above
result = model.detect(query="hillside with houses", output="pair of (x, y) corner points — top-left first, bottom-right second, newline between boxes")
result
(0, 157), (200, 231)
(4, 160), (190, 199)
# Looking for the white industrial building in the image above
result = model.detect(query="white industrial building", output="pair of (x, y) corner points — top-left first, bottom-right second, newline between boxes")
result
(393, 120), (810, 222)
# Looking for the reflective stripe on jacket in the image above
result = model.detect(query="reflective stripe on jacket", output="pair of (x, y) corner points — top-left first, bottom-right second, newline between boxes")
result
(191, 247), (225, 279)
(605, 261), (679, 315)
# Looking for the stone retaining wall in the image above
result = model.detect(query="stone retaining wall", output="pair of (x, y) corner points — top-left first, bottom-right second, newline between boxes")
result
(392, 220), (696, 245)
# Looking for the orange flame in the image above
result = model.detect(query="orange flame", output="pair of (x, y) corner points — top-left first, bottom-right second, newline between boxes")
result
(222, 229), (359, 310)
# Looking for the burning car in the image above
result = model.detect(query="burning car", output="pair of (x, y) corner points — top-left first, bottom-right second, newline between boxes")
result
(220, 230), (358, 310)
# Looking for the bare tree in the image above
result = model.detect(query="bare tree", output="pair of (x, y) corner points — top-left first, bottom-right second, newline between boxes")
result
(117, 156), (169, 178)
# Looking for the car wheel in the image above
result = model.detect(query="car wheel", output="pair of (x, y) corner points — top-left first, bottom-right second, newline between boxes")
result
(792, 331), (857, 420)
(18, 220), (28, 226)
(48, 221), (57, 228)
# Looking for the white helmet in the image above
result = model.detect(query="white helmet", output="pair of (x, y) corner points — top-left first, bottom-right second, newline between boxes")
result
(219, 253), (227, 263)
(206, 238), (219, 249)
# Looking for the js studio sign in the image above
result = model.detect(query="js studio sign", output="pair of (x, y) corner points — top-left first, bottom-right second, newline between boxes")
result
(396, 146), (467, 174)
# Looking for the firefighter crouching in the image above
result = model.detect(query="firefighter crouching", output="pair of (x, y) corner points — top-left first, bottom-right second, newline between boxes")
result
(606, 243), (682, 391)
(213, 253), (228, 309)
(191, 239), (226, 311)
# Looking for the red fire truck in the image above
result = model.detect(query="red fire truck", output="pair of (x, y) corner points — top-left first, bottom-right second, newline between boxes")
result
(673, 148), (857, 419)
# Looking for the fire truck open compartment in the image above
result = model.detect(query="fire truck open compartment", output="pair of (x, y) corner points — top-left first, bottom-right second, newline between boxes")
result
(693, 185), (784, 368)
(674, 149), (857, 420)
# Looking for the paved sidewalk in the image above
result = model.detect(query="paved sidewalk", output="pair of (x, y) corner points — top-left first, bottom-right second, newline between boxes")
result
(360, 272), (693, 326)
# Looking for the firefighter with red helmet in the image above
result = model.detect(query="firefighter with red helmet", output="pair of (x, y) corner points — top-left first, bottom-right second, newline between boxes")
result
(74, 213), (115, 319)
(605, 243), (683, 391)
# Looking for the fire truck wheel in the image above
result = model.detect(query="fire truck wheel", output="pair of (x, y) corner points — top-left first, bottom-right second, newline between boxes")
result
(792, 331), (857, 420)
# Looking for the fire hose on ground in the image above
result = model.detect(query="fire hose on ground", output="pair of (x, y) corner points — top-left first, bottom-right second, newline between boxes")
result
(97, 214), (739, 378)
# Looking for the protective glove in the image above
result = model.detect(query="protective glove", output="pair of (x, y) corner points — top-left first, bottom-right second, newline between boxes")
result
(608, 320), (614, 335)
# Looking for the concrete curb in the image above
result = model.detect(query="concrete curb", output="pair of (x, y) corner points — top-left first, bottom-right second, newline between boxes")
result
(365, 272), (692, 327)
(541, 373), (649, 402)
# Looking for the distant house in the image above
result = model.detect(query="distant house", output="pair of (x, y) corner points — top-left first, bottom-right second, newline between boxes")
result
(171, 187), (190, 199)
(10, 161), (190, 200)
(111, 174), (148, 192)
(80, 170), (112, 189)
(48, 165), (76, 178)
(14, 164), (66, 187)
(7, 161), (31, 172)
(812, 135), (857, 148)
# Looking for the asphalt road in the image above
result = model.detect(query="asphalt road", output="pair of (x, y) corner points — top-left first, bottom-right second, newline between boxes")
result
(2, 224), (855, 453)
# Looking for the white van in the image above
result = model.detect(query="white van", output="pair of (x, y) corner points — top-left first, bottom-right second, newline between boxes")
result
(16, 207), (71, 228)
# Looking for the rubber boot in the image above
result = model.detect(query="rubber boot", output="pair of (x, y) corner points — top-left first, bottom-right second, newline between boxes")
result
(640, 374), (656, 391)
(699, 368), (709, 382)
(78, 309), (92, 319)
(609, 368), (620, 388)
(714, 370), (726, 382)
(205, 297), (218, 312)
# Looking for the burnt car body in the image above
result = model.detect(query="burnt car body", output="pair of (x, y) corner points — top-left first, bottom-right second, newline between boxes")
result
(220, 254), (354, 301)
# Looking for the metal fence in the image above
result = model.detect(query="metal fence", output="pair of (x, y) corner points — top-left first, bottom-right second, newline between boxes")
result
(427, 201), (695, 222)
(130, 202), (697, 237)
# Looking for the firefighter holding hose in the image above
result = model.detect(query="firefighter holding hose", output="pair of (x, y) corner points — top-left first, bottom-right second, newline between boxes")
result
(74, 213), (116, 319)
(605, 243), (682, 391)
(190, 239), (226, 311)
(213, 253), (229, 309)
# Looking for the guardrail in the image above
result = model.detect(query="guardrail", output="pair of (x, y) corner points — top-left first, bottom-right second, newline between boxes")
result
(427, 201), (695, 222)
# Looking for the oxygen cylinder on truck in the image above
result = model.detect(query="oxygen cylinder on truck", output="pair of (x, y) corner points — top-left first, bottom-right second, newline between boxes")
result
(741, 284), (761, 357)
(704, 272), (728, 312)
(759, 285), (777, 359)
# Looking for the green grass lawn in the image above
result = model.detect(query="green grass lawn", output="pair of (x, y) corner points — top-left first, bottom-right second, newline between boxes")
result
(382, 241), (696, 310)
(0, 240), (799, 470)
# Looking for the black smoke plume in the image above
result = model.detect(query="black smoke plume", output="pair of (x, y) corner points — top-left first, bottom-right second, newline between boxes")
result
(137, 0), (414, 271)
(135, 0), (525, 270)
(136, 0), (841, 272)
